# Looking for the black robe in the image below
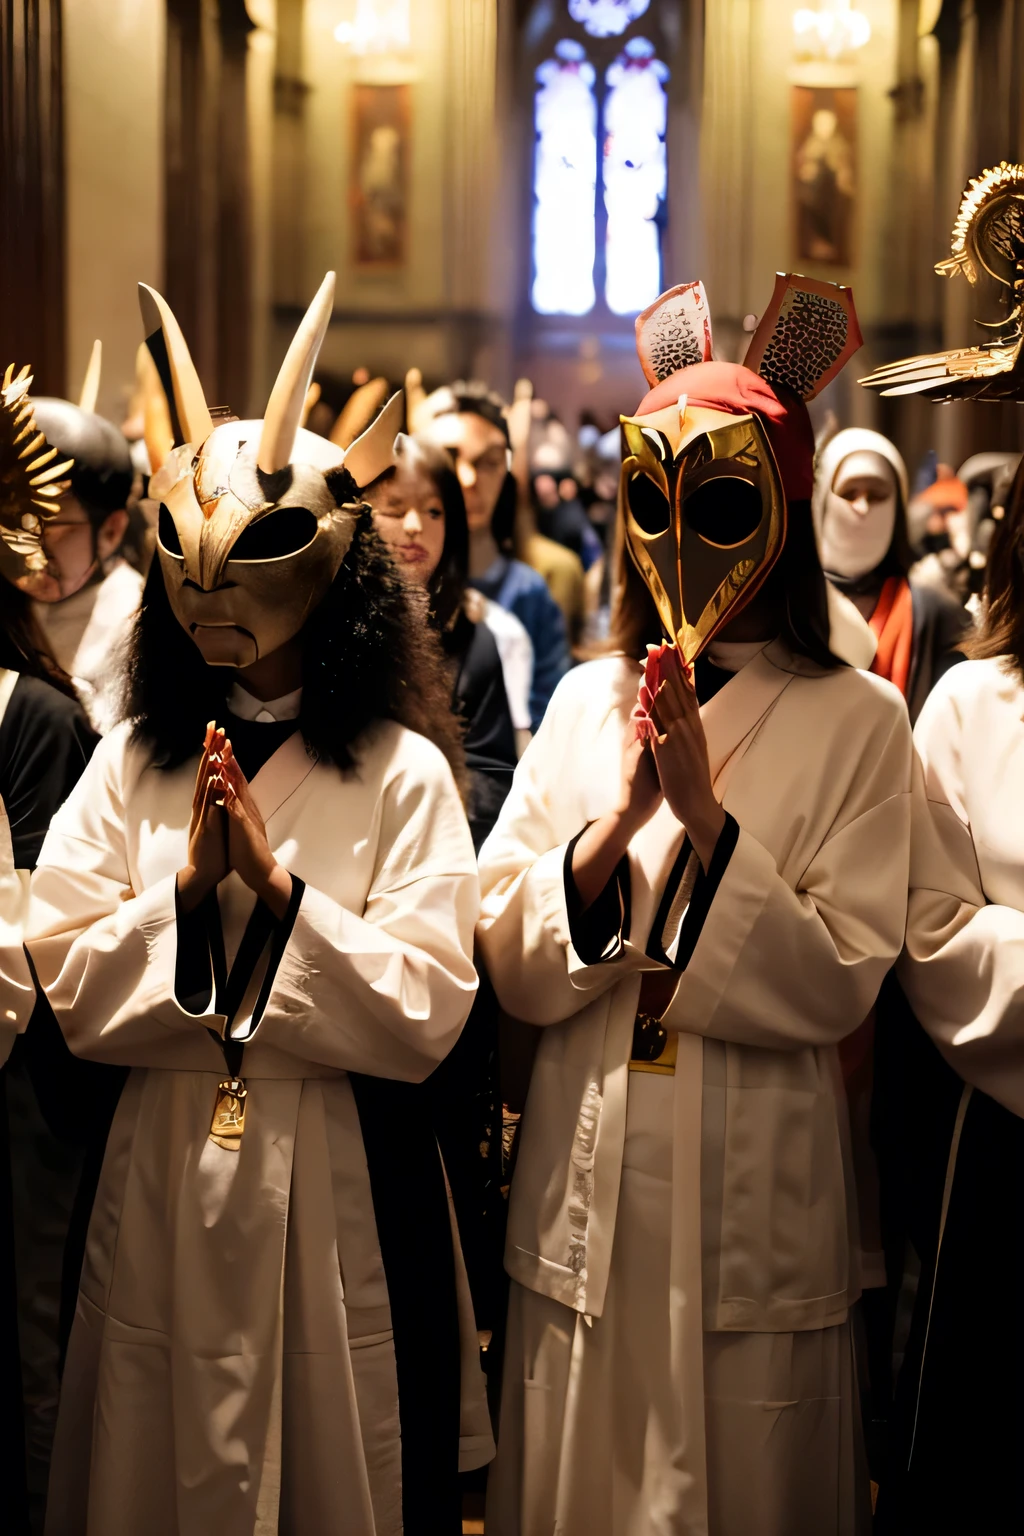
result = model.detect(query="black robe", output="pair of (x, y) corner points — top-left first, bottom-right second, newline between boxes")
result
(906, 581), (972, 724)
(873, 978), (1024, 1531)
(0, 675), (107, 1536)
(434, 617), (517, 1408)
(452, 615), (517, 853)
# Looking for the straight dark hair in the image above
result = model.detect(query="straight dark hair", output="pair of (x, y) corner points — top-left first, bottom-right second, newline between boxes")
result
(393, 435), (470, 640)
(122, 504), (465, 781)
(608, 497), (843, 669)
(0, 581), (79, 699)
(965, 458), (1024, 676)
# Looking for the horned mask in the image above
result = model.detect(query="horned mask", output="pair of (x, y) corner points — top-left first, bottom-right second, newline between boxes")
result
(620, 274), (862, 661)
(144, 272), (403, 669)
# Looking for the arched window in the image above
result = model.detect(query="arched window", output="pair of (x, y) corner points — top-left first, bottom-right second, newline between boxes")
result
(527, 2), (671, 320)
(531, 41), (598, 315)
(603, 37), (669, 315)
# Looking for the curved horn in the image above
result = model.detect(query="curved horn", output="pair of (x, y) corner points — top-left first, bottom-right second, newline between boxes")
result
(78, 339), (102, 413)
(404, 366), (428, 433)
(329, 376), (388, 449)
(258, 271), (335, 474)
(138, 283), (212, 448)
(343, 391), (404, 490)
(137, 342), (174, 474)
(300, 381), (321, 429)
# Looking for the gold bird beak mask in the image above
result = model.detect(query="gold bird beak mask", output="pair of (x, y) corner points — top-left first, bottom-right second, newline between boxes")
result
(619, 400), (786, 664)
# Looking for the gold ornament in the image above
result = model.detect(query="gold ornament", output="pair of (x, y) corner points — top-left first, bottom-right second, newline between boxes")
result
(860, 161), (1024, 401)
(0, 364), (73, 583)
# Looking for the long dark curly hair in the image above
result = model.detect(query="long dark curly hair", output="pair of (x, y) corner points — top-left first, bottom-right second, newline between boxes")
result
(122, 502), (466, 782)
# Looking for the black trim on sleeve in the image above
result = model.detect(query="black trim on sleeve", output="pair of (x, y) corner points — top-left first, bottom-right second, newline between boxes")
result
(563, 825), (632, 965)
(211, 876), (304, 1080)
(173, 875), (305, 1078)
(646, 812), (740, 971)
(173, 886), (226, 1018)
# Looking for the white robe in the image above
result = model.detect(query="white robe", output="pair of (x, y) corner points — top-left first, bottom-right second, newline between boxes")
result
(477, 643), (912, 1535)
(899, 655), (1024, 1114)
(33, 559), (143, 733)
(27, 718), (493, 1536)
(0, 788), (33, 1067)
(0, 668), (35, 1065)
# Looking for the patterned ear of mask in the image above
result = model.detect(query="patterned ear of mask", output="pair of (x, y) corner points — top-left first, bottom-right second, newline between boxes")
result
(743, 273), (862, 402)
(635, 281), (714, 386)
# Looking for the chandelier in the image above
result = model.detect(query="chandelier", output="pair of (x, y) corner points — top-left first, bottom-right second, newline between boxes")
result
(334, 0), (410, 54)
(792, 0), (871, 62)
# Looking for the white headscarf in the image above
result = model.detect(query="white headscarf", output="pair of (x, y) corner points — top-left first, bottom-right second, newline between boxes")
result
(812, 429), (909, 669)
(812, 427), (910, 552)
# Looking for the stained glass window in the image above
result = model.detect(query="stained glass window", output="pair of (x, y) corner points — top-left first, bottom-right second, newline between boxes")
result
(531, 40), (598, 316)
(603, 37), (668, 315)
(568, 0), (651, 37)
(529, 10), (668, 317)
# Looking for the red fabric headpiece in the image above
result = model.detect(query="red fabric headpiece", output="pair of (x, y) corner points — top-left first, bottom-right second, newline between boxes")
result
(635, 360), (815, 503)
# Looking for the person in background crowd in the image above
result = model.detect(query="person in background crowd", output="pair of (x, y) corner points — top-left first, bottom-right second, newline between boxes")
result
(955, 451), (1021, 613)
(531, 467), (603, 571)
(814, 428), (971, 724)
(528, 414), (605, 577)
(0, 367), (113, 1535)
(466, 589), (533, 757)
(575, 424), (624, 643)
(399, 371), (535, 749)
(367, 430), (516, 1391)
(509, 388), (588, 645)
(419, 380), (571, 730)
(875, 457), (1024, 1532)
(814, 427), (968, 1468)
(367, 431), (518, 851)
(906, 462), (975, 606)
(29, 384), (144, 735)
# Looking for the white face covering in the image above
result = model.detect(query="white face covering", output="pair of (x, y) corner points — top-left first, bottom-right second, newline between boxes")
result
(820, 449), (898, 580)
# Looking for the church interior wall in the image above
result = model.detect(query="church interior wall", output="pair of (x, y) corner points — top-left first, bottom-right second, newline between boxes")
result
(4, 0), (1024, 466)
(62, 0), (164, 423)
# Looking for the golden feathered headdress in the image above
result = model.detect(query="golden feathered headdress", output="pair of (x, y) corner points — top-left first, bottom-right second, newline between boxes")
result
(861, 161), (1024, 401)
(0, 365), (73, 588)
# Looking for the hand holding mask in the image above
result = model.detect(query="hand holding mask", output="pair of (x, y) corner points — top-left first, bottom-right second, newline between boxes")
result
(647, 652), (724, 872)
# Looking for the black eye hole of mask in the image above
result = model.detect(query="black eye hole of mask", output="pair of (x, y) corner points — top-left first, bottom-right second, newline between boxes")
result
(627, 471), (671, 536)
(157, 503), (184, 559)
(228, 507), (319, 562)
(684, 476), (764, 549)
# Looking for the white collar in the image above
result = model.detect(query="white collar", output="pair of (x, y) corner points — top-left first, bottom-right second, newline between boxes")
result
(226, 682), (303, 724)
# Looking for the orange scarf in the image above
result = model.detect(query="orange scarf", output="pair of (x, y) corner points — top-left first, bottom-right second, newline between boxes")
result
(869, 575), (913, 698)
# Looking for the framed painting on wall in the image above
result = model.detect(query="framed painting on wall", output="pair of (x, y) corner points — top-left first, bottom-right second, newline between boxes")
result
(351, 83), (410, 269)
(792, 85), (856, 267)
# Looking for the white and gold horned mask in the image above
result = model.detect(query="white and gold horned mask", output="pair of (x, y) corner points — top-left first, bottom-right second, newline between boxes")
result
(144, 272), (403, 668)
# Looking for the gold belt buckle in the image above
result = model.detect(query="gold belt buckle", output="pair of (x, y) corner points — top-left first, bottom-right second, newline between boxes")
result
(209, 1077), (248, 1150)
(628, 1011), (677, 1075)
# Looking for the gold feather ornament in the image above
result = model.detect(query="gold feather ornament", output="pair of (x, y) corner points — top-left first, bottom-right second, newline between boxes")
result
(861, 161), (1024, 400)
(0, 364), (73, 587)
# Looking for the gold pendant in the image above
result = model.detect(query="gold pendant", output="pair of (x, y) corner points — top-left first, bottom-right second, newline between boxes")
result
(209, 1077), (247, 1150)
